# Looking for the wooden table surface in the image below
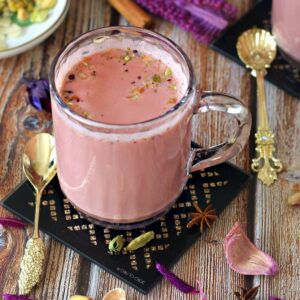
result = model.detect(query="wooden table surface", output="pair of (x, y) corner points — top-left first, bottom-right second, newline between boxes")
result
(1, 1), (300, 299)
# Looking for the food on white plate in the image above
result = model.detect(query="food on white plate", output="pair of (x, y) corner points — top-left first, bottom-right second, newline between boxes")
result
(0, 0), (57, 50)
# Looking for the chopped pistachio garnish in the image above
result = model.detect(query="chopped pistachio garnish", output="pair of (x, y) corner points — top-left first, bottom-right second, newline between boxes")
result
(164, 68), (172, 77)
(152, 74), (161, 83)
(123, 49), (134, 64)
(168, 83), (177, 90)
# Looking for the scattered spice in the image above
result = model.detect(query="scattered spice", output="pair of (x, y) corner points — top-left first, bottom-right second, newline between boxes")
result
(108, 235), (124, 254)
(224, 222), (279, 275)
(155, 262), (201, 294)
(127, 94), (139, 101)
(133, 49), (138, 54)
(137, 76), (142, 80)
(68, 74), (75, 80)
(186, 203), (217, 233)
(91, 70), (97, 76)
(0, 217), (26, 228)
(166, 98), (177, 105)
(124, 69), (129, 72)
(70, 95), (80, 102)
(131, 81), (136, 84)
(126, 231), (154, 251)
(234, 286), (260, 300)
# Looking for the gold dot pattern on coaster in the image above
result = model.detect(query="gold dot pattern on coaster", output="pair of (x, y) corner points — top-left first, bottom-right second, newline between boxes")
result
(26, 169), (233, 272)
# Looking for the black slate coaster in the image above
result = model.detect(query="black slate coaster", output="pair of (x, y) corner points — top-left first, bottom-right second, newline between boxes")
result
(1, 161), (250, 294)
(211, 0), (300, 99)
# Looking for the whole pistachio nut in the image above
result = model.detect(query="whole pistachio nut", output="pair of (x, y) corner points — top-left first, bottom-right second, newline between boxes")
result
(69, 295), (93, 300)
(102, 288), (126, 300)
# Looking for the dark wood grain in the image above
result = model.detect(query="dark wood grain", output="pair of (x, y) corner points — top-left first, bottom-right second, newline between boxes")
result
(1, 0), (299, 299)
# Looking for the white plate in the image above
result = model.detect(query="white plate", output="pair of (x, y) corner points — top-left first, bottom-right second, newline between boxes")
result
(0, 0), (70, 59)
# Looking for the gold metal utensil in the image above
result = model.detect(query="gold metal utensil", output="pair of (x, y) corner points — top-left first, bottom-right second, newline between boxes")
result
(236, 28), (283, 186)
(18, 133), (57, 295)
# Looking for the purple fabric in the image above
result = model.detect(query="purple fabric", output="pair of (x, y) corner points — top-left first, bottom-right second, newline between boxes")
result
(135, 0), (237, 44)
(269, 297), (282, 300)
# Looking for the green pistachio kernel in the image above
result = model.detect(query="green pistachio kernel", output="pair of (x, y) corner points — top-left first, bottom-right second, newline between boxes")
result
(108, 235), (124, 254)
(164, 68), (172, 77)
(168, 83), (177, 90)
(152, 74), (161, 83)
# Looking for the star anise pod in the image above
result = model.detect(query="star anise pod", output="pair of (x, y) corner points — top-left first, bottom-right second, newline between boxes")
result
(186, 203), (217, 233)
(234, 285), (260, 300)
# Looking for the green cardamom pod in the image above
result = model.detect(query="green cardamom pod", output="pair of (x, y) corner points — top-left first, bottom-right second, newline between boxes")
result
(126, 231), (155, 251)
(108, 235), (124, 254)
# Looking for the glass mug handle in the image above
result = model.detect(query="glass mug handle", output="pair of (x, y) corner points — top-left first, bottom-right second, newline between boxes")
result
(190, 91), (252, 172)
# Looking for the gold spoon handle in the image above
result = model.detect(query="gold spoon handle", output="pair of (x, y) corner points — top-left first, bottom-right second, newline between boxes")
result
(251, 69), (283, 186)
(256, 70), (269, 130)
(33, 188), (42, 239)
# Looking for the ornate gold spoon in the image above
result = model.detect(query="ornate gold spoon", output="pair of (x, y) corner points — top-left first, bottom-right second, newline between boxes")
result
(19, 133), (57, 295)
(236, 28), (283, 186)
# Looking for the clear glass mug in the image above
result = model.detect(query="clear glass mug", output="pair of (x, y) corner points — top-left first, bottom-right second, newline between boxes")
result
(49, 26), (251, 229)
(272, 0), (300, 68)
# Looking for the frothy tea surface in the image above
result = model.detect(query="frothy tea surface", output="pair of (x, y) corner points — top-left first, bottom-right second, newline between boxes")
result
(60, 48), (181, 124)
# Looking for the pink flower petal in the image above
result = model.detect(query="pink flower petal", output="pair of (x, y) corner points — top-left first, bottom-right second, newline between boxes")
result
(224, 222), (279, 275)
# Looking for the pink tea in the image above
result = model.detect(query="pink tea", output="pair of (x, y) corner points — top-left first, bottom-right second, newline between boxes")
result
(52, 47), (193, 224)
(60, 48), (180, 124)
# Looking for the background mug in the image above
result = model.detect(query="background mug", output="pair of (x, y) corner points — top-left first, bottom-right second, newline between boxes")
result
(49, 26), (251, 229)
(272, 0), (300, 68)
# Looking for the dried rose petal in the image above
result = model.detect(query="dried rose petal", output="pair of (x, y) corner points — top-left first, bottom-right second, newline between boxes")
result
(23, 78), (51, 112)
(224, 222), (279, 275)
(2, 294), (33, 300)
(0, 217), (26, 228)
(156, 262), (200, 294)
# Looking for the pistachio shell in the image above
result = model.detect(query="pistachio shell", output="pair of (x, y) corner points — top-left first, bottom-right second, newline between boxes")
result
(69, 296), (93, 300)
(102, 288), (126, 300)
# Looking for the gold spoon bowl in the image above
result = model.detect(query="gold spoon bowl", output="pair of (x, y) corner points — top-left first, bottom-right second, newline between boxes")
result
(237, 28), (277, 73)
